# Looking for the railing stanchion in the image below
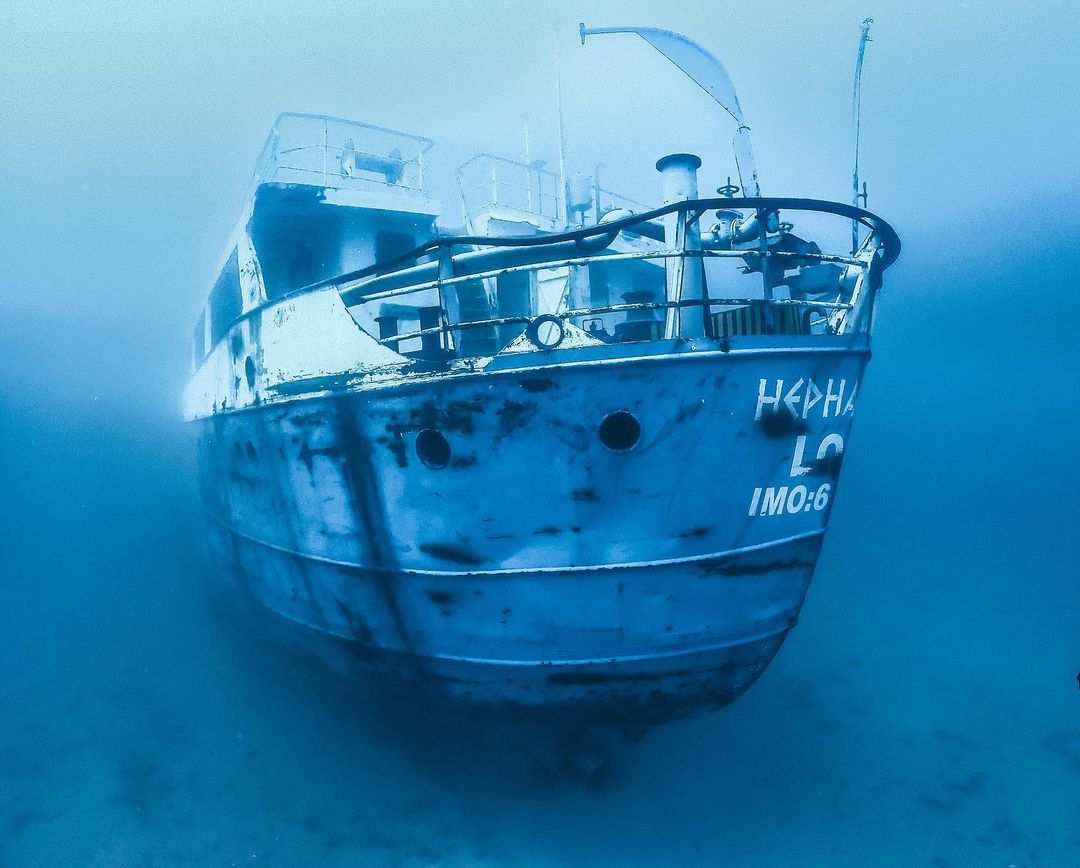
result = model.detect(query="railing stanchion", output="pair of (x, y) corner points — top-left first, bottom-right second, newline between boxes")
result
(663, 210), (687, 340)
(321, 196), (897, 350)
(756, 207), (776, 334)
(438, 246), (455, 353)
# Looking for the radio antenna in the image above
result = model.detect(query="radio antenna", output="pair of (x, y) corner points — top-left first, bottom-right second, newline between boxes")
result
(554, 4), (569, 222)
(851, 17), (874, 253)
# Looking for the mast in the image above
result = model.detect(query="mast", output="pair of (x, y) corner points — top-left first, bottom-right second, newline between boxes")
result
(851, 18), (874, 253)
(554, 5), (569, 223)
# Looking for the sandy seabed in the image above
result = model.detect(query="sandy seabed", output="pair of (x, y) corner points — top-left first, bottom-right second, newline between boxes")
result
(2, 273), (1078, 866)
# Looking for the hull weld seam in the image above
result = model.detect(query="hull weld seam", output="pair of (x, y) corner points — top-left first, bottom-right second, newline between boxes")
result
(249, 599), (794, 668)
(205, 510), (824, 577)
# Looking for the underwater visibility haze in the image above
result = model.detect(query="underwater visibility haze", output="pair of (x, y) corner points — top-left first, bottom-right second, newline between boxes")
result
(1, 1), (1078, 865)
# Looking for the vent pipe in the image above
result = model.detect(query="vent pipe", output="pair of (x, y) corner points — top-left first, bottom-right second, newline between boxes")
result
(656, 153), (706, 339)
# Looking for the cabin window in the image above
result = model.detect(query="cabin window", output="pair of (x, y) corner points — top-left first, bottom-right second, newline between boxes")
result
(209, 249), (242, 345)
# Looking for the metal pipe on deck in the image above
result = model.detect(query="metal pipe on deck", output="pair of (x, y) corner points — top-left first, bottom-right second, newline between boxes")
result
(343, 227), (621, 305)
(656, 153), (706, 339)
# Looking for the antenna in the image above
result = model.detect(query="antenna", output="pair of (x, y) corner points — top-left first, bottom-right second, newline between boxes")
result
(520, 111), (535, 212)
(521, 112), (533, 166)
(851, 17), (874, 253)
(554, 3), (569, 223)
(579, 22), (760, 195)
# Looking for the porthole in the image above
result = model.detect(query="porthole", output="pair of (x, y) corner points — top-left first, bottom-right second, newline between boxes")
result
(597, 410), (641, 452)
(416, 428), (451, 469)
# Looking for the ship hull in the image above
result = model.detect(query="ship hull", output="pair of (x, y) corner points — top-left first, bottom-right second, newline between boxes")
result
(195, 340), (867, 724)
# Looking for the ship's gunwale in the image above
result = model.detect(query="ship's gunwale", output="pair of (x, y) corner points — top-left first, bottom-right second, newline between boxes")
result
(191, 334), (871, 421)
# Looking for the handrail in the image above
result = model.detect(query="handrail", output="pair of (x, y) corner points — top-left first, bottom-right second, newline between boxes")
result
(253, 113), (434, 193)
(378, 296), (850, 347)
(208, 196), (897, 351)
(306, 196), (900, 296)
(334, 196), (897, 353)
(457, 152), (563, 222)
(269, 112), (435, 149)
(345, 247), (865, 306)
(458, 152), (561, 178)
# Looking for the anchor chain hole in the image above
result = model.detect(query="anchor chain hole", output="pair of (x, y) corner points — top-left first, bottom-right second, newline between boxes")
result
(597, 411), (641, 452)
(416, 428), (451, 469)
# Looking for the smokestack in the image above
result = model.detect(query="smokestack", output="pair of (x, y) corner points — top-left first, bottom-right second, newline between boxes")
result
(655, 154), (706, 339)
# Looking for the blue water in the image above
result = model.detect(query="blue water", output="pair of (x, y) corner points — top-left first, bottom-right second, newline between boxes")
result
(3, 4), (1079, 864)
(2, 211), (1077, 865)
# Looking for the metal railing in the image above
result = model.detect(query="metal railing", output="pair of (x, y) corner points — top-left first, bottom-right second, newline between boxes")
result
(456, 154), (651, 228)
(378, 289), (854, 349)
(597, 187), (650, 218)
(253, 113), (434, 193)
(349, 248), (859, 304)
(322, 197), (899, 352)
(457, 153), (562, 223)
